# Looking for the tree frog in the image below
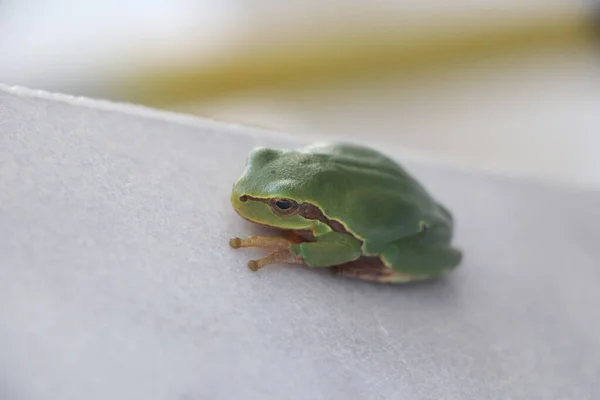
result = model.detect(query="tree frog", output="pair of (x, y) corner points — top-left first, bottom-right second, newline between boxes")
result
(229, 142), (462, 283)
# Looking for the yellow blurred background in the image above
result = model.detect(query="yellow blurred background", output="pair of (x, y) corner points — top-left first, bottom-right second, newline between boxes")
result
(1, 0), (599, 188)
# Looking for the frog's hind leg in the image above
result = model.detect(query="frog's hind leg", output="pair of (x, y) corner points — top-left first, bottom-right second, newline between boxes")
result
(379, 239), (462, 281)
(334, 225), (461, 283)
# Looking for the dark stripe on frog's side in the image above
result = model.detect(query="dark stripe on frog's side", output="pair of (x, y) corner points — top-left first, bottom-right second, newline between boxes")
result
(239, 195), (360, 241)
(239, 194), (439, 252)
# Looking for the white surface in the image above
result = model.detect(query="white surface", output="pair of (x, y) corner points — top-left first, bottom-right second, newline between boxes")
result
(1, 85), (600, 400)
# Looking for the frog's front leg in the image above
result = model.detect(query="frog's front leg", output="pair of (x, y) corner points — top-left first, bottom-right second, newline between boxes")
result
(229, 231), (361, 271)
(289, 231), (362, 267)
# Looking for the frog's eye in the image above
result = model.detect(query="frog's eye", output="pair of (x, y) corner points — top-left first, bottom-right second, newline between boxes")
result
(270, 198), (299, 216)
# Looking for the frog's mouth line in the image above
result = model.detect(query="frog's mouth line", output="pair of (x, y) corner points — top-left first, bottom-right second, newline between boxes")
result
(234, 209), (316, 243)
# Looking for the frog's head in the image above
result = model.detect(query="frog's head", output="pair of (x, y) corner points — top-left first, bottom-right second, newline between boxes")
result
(231, 147), (319, 231)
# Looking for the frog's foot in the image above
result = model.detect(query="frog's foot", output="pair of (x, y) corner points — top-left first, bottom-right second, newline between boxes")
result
(229, 235), (304, 271)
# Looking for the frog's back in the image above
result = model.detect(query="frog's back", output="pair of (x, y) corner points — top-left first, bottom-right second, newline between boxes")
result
(300, 142), (407, 175)
(295, 142), (453, 253)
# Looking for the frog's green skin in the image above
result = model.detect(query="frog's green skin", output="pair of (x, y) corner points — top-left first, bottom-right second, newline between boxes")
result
(231, 142), (462, 282)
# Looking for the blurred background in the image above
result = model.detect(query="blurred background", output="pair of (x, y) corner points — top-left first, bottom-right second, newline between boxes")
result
(1, 0), (599, 189)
